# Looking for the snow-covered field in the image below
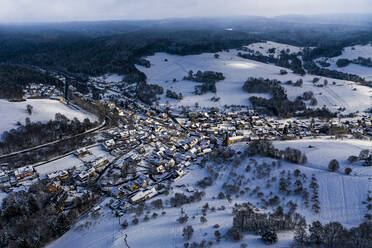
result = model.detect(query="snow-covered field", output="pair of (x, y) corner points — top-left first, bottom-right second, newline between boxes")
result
(244, 41), (303, 58)
(273, 138), (372, 176)
(49, 138), (372, 248)
(316, 43), (372, 80)
(335, 44), (372, 61)
(34, 146), (114, 176)
(137, 49), (372, 113)
(34, 155), (85, 176)
(0, 99), (97, 135)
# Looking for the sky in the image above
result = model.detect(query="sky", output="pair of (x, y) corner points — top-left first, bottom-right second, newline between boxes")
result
(1, 0), (372, 23)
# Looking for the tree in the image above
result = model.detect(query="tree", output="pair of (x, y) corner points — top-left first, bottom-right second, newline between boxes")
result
(25, 117), (31, 126)
(347, 155), (359, 164)
(344, 167), (352, 175)
(132, 217), (139, 225)
(310, 97), (318, 106)
(359, 150), (370, 160)
(308, 221), (324, 245)
(227, 228), (242, 241)
(200, 216), (207, 224)
(323, 222), (346, 248)
(26, 104), (33, 115)
(279, 176), (287, 194)
(151, 199), (163, 209)
(261, 229), (278, 244)
(294, 180), (303, 195)
(336, 59), (350, 68)
(178, 214), (189, 224)
(294, 79), (303, 87)
(328, 159), (340, 172)
(183, 225), (194, 240)
(294, 218), (308, 245)
(214, 230), (221, 242)
(54, 214), (71, 236)
(121, 220), (128, 229)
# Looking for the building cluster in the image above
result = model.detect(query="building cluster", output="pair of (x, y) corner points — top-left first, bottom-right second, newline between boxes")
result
(23, 83), (63, 98)
(1, 87), (371, 215)
(0, 165), (36, 189)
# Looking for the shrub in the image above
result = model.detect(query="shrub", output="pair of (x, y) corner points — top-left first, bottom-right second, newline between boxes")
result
(132, 218), (139, 225)
(328, 159), (340, 172)
(347, 155), (359, 164)
(336, 59), (350, 68)
(183, 225), (194, 240)
(121, 220), (128, 229)
(178, 214), (189, 224)
(261, 229), (278, 244)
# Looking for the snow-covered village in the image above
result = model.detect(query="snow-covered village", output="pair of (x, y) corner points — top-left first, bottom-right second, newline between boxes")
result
(0, 2), (372, 248)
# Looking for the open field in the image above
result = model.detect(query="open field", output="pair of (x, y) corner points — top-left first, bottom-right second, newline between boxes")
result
(0, 99), (97, 136)
(137, 49), (372, 113)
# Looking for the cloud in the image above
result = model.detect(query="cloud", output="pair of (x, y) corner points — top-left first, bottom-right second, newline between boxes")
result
(0, 0), (371, 23)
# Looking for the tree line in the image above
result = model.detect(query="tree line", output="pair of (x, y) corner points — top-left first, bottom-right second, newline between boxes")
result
(0, 113), (97, 155)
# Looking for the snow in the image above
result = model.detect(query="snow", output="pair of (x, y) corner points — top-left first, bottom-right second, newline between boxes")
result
(316, 43), (372, 80)
(273, 138), (372, 176)
(337, 44), (372, 60)
(49, 137), (371, 248)
(35, 155), (85, 176)
(244, 41), (303, 58)
(270, 138), (372, 227)
(34, 146), (114, 176)
(137, 49), (372, 113)
(0, 99), (97, 135)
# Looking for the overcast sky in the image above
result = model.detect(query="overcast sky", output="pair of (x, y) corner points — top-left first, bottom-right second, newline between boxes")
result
(1, 0), (372, 23)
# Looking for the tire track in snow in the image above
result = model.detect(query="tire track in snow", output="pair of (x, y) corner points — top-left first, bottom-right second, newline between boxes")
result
(340, 176), (349, 225)
(319, 93), (334, 107)
(324, 86), (349, 109)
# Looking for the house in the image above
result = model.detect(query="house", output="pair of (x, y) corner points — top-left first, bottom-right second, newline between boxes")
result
(78, 168), (95, 181)
(14, 165), (34, 180)
(156, 165), (166, 174)
(203, 148), (212, 154)
(129, 187), (158, 204)
(136, 174), (153, 188)
(74, 148), (92, 158)
(9, 176), (17, 187)
(111, 148), (123, 156)
(103, 139), (116, 151)
(174, 169), (187, 181)
(47, 180), (61, 192)
(47, 171), (59, 180)
(111, 187), (121, 198)
(58, 170), (69, 180)
(126, 181), (139, 192)
(91, 157), (109, 169)
(226, 135), (245, 145)
(0, 171), (10, 184)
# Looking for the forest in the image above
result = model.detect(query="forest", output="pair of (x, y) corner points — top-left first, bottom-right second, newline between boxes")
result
(1, 16), (372, 94)
(242, 77), (335, 118)
(0, 64), (63, 99)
